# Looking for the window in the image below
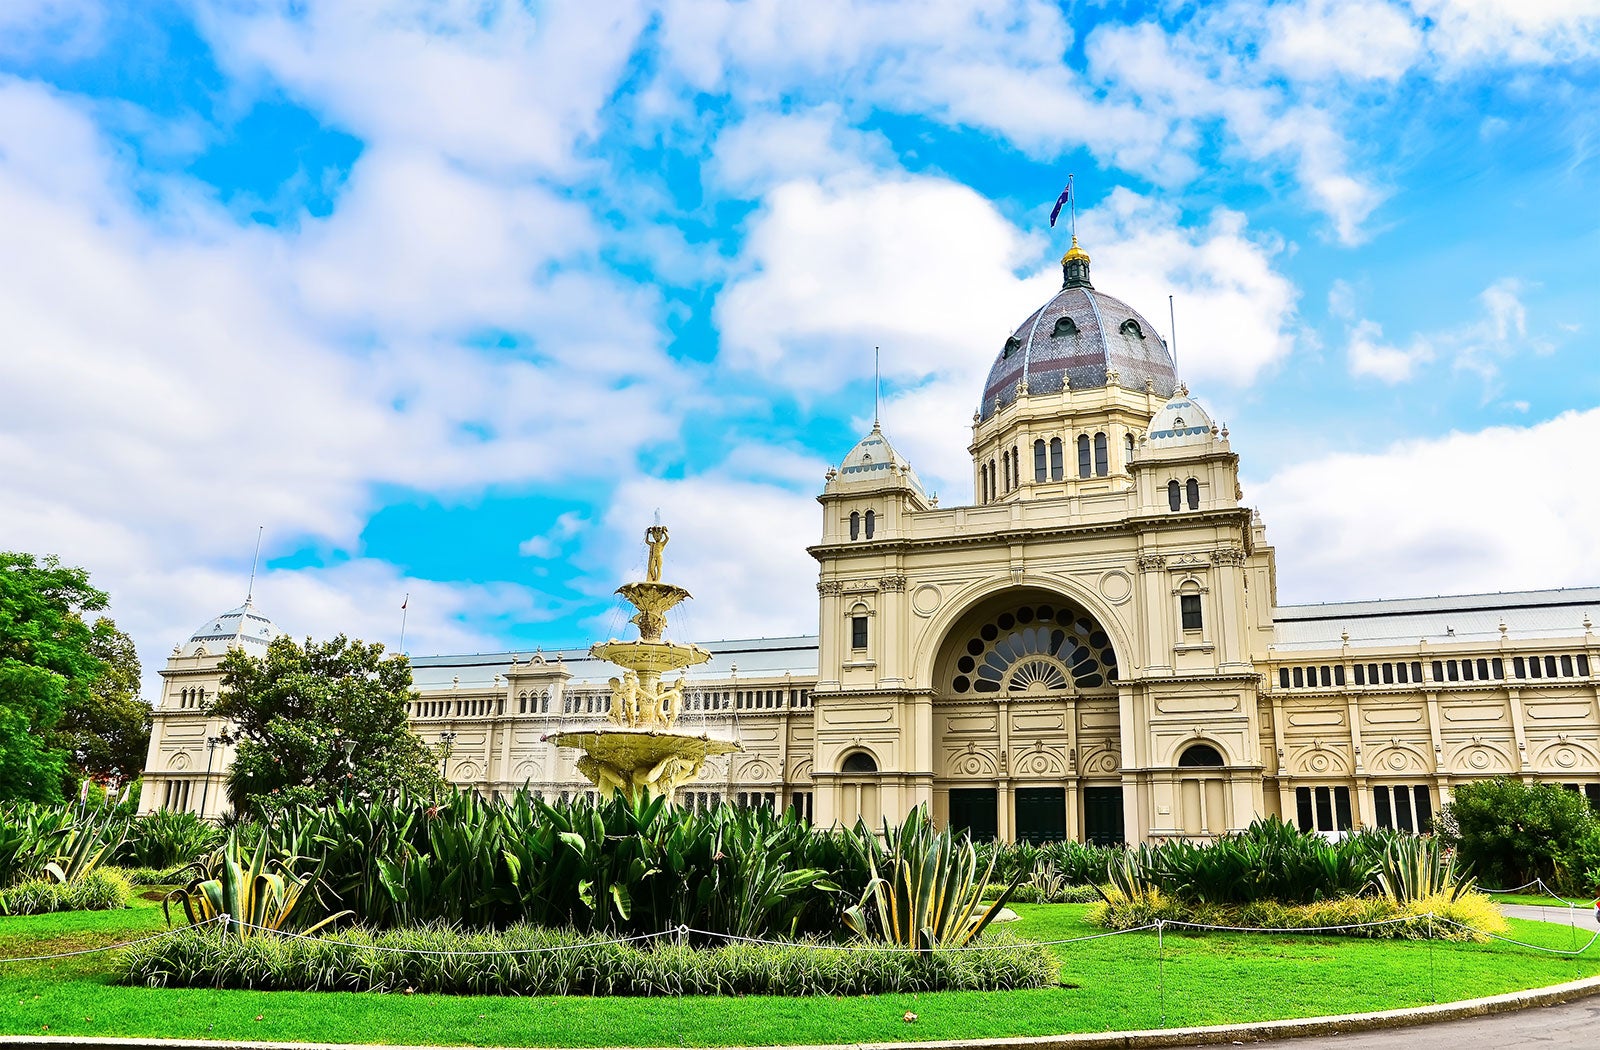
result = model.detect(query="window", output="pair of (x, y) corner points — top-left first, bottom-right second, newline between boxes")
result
(1374, 785), (1433, 832)
(989, 460), (997, 500)
(1168, 479), (1181, 512)
(1034, 439), (1047, 481)
(1279, 668), (1290, 689)
(1001, 450), (1010, 492)
(1180, 593), (1203, 632)
(1012, 446), (1020, 488)
(1050, 437), (1064, 480)
(864, 509), (875, 539)
(851, 615), (868, 650)
(1295, 786), (1353, 833)
(1178, 743), (1224, 767)
(1078, 435), (1091, 477)
(1003, 336), (1021, 358)
(1120, 318), (1144, 339)
(1094, 432), (1108, 476)
(1052, 316), (1078, 338)
(1125, 432), (1135, 467)
(848, 511), (859, 540)
(1186, 477), (1200, 510)
(841, 750), (878, 774)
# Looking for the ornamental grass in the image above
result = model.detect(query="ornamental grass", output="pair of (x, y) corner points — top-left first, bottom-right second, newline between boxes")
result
(0, 868), (131, 915)
(119, 923), (1057, 996)
(1088, 890), (1508, 942)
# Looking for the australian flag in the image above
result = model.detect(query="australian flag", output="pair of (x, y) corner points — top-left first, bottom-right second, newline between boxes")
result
(1049, 182), (1072, 227)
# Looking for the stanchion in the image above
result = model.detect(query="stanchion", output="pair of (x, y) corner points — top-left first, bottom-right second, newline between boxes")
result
(1427, 912), (1436, 1004)
(1156, 918), (1167, 1028)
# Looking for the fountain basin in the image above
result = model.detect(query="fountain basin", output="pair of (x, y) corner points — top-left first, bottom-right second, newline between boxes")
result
(590, 639), (710, 675)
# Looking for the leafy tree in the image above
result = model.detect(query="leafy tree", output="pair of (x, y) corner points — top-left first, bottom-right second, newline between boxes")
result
(211, 634), (441, 816)
(1435, 777), (1600, 891)
(52, 618), (150, 789)
(0, 552), (109, 802)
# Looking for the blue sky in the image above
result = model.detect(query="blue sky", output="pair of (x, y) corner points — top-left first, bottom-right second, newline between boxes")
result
(1, 1), (1597, 690)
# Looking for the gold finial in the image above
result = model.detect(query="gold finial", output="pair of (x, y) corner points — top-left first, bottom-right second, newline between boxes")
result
(1062, 235), (1090, 265)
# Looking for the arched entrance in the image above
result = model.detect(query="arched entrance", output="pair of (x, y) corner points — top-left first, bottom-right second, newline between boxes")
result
(931, 589), (1123, 844)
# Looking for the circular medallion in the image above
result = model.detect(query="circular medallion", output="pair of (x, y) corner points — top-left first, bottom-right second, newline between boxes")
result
(1308, 752), (1331, 773)
(911, 584), (942, 617)
(1099, 570), (1133, 605)
(1556, 747), (1577, 769)
(1387, 752), (1408, 771)
(1468, 748), (1491, 770)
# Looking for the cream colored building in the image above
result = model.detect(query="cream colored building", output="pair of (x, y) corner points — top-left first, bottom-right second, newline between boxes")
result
(140, 240), (1600, 842)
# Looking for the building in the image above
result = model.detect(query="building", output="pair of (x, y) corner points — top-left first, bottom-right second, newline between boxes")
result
(139, 238), (1600, 841)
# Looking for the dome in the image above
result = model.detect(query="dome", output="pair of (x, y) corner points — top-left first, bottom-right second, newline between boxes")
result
(1145, 387), (1216, 447)
(178, 599), (285, 658)
(836, 423), (927, 499)
(979, 240), (1177, 420)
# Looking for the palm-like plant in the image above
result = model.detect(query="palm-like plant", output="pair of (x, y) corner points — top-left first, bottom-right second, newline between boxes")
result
(165, 830), (349, 938)
(1376, 835), (1475, 903)
(843, 806), (1021, 951)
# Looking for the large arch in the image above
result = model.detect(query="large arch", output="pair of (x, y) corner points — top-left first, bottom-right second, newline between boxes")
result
(931, 589), (1123, 698)
(913, 573), (1134, 689)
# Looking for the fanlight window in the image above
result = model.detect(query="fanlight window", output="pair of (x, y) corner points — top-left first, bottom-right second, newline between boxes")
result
(1120, 318), (1145, 339)
(1178, 743), (1224, 767)
(949, 602), (1118, 695)
(1052, 316), (1079, 338)
(841, 751), (878, 774)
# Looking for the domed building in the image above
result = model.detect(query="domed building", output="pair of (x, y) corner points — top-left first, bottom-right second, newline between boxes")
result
(141, 238), (1600, 838)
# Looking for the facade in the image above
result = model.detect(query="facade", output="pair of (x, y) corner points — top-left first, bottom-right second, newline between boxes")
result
(140, 240), (1600, 841)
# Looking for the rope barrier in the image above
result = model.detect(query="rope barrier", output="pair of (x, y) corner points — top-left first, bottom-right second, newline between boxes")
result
(1161, 916), (1419, 935)
(0, 915), (224, 964)
(1435, 915), (1600, 957)
(683, 923), (1159, 952)
(226, 918), (674, 955)
(1480, 877), (1595, 909)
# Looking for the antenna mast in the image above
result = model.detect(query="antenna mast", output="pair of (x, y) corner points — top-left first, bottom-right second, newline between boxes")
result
(245, 526), (263, 603)
(874, 346), (881, 428)
(1169, 295), (1179, 374)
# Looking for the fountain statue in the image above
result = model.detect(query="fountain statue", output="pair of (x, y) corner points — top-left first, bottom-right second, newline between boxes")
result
(550, 525), (739, 803)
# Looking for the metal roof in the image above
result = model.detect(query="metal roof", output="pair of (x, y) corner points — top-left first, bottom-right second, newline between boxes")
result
(410, 635), (821, 690)
(1272, 587), (1600, 652)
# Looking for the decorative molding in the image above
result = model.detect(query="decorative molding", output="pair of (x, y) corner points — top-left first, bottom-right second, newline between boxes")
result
(1137, 553), (1167, 571)
(879, 574), (908, 593)
(816, 581), (842, 596)
(1211, 545), (1247, 567)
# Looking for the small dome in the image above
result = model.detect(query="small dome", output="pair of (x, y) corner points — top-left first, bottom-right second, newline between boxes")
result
(837, 423), (926, 499)
(980, 241), (1176, 420)
(1146, 388), (1216, 447)
(179, 599), (285, 658)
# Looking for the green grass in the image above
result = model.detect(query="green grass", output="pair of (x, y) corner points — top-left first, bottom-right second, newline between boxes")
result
(3, 899), (1598, 1047)
(1489, 892), (1595, 908)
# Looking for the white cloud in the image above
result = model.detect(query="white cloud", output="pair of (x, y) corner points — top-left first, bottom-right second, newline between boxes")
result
(708, 106), (895, 194)
(1256, 407), (1600, 605)
(199, 0), (651, 174)
(1346, 319), (1435, 382)
(1260, 0), (1423, 81)
(520, 511), (588, 558)
(1416, 0), (1600, 65)
(0, 0), (104, 60)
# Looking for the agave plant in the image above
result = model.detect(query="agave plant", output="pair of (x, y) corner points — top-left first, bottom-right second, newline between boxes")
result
(44, 807), (127, 884)
(1376, 835), (1475, 903)
(165, 830), (350, 938)
(842, 806), (1022, 951)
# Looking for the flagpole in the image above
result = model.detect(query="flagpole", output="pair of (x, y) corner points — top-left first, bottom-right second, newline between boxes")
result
(1068, 173), (1076, 239)
(874, 346), (881, 428)
(399, 594), (409, 655)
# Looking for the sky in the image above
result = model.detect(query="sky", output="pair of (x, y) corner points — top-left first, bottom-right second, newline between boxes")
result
(1, 0), (1597, 697)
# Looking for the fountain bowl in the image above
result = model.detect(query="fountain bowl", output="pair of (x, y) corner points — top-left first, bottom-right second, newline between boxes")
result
(589, 639), (711, 675)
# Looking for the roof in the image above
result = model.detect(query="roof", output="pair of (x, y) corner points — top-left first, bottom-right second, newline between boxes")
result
(1145, 389), (1216, 447)
(410, 635), (822, 690)
(980, 280), (1177, 420)
(1272, 587), (1600, 651)
(835, 424), (927, 499)
(179, 600), (284, 658)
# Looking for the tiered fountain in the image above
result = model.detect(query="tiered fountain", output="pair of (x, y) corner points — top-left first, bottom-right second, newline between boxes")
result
(551, 525), (740, 803)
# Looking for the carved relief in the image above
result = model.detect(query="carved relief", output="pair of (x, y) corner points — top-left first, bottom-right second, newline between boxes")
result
(1079, 745), (1120, 775)
(1530, 738), (1600, 773)
(943, 747), (1000, 777)
(1136, 553), (1167, 571)
(1287, 742), (1351, 776)
(1011, 743), (1068, 777)
(1367, 742), (1430, 774)
(737, 758), (776, 781)
(1445, 739), (1514, 774)
(816, 581), (842, 596)
(879, 575), (908, 593)
(1211, 546), (1247, 567)
(911, 584), (942, 616)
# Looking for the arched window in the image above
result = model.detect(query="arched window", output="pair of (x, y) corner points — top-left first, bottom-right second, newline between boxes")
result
(1034, 439), (1047, 481)
(1077, 435), (1091, 478)
(1168, 479), (1181, 512)
(1012, 446), (1020, 488)
(849, 511), (860, 539)
(1052, 316), (1078, 338)
(1125, 433), (1135, 467)
(1001, 450), (1011, 492)
(841, 751), (878, 774)
(1120, 318), (1145, 339)
(989, 460), (997, 498)
(1186, 477), (1200, 510)
(1093, 432), (1108, 476)
(1178, 743), (1224, 767)
(1049, 437), (1064, 481)
(864, 509), (875, 539)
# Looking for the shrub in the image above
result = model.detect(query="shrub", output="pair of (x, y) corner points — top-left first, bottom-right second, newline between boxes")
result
(165, 830), (350, 938)
(1088, 889), (1506, 942)
(1437, 778), (1600, 893)
(116, 809), (222, 870)
(115, 866), (187, 886)
(987, 881), (1102, 904)
(0, 868), (131, 915)
(1375, 835), (1475, 903)
(121, 923), (1056, 996)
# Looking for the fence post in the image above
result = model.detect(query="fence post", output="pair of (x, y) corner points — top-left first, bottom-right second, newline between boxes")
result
(1427, 912), (1436, 1004)
(1156, 920), (1166, 1027)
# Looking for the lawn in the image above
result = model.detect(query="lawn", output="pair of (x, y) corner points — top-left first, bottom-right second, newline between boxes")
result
(1489, 892), (1596, 908)
(3, 895), (1598, 1047)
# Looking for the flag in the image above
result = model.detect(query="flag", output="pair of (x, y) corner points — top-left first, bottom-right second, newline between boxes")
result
(1049, 183), (1072, 227)
(401, 594), (408, 610)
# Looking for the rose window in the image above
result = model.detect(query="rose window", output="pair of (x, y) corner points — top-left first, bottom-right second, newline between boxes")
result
(949, 603), (1118, 694)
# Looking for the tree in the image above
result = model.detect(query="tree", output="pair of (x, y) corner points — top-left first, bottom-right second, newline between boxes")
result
(0, 552), (109, 802)
(211, 634), (441, 816)
(52, 618), (151, 789)
(1436, 777), (1600, 891)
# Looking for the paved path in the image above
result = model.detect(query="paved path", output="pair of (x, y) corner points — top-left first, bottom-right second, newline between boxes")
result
(1183, 994), (1600, 1048)
(1501, 903), (1600, 931)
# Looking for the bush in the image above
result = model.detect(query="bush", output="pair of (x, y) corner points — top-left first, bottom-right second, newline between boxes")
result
(116, 809), (221, 870)
(115, 866), (186, 886)
(1087, 889), (1506, 942)
(986, 882), (1102, 904)
(121, 923), (1056, 996)
(0, 868), (131, 915)
(1436, 779), (1600, 893)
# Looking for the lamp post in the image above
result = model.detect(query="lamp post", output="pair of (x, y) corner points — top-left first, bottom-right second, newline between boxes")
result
(199, 727), (231, 820)
(439, 731), (458, 780)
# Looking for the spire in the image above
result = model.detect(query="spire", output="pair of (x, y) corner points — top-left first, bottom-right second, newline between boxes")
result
(1061, 236), (1092, 289)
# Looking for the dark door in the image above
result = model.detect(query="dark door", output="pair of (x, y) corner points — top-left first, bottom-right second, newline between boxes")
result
(1083, 786), (1125, 846)
(1014, 787), (1067, 843)
(948, 788), (998, 841)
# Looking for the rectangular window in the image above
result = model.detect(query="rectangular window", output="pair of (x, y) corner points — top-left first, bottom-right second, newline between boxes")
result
(1279, 668), (1291, 689)
(1333, 787), (1352, 831)
(1295, 787), (1314, 832)
(1353, 664), (1365, 685)
(1396, 662), (1409, 684)
(1393, 787), (1415, 832)
(1373, 786), (1393, 829)
(1078, 436), (1091, 478)
(1493, 657), (1505, 679)
(1530, 657), (1543, 678)
(1180, 594), (1203, 632)
(1411, 662), (1423, 683)
(1050, 440), (1064, 481)
(1383, 662), (1395, 684)
(1320, 666), (1332, 687)
(1334, 665), (1346, 686)
(1562, 655), (1575, 677)
(1477, 658), (1490, 680)
(1514, 656), (1526, 678)
(1034, 441), (1047, 482)
(851, 615), (868, 650)
(1582, 655), (1592, 676)
(1414, 786), (1433, 831)
(1314, 786), (1334, 832)
(1547, 655), (1560, 677)
(1461, 660), (1473, 681)
(1293, 667), (1304, 688)
(1432, 660), (1444, 682)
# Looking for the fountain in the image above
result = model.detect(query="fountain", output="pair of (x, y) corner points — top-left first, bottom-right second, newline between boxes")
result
(551, 525), (740, 803)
